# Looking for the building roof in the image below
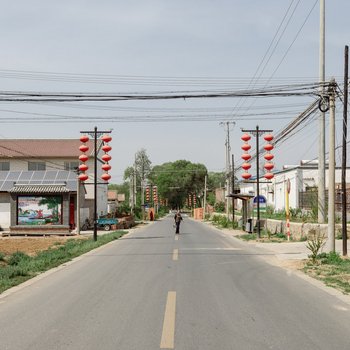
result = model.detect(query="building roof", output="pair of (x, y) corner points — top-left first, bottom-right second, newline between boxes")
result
(0, 170), (77, 192)
(0, 139), (100, 158)
(9, 184), (70, 194)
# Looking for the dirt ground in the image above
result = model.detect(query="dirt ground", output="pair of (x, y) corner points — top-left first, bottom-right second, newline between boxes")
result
(0, 236), (85, 256)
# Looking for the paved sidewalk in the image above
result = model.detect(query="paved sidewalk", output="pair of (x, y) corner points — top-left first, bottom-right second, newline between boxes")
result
(204, 221), (350, 261)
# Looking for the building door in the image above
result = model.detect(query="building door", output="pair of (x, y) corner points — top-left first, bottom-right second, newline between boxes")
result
(69, 197), (75, 229)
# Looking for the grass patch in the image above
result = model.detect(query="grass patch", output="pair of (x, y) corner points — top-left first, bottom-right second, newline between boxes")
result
(304, 252), (350, 294)
(0, 231), (127, 294)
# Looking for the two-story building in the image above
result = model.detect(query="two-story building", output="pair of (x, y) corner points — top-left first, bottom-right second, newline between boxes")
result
(0, 139), (108, 234)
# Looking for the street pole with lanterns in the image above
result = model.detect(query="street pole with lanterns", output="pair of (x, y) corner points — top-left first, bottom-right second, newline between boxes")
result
(79, 127), (112, 241)
(241, 126), (274, 238)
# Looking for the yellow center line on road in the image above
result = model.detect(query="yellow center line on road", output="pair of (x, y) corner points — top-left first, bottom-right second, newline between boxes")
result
(160, 291), (176, 349)
(172, 248), (178, 261)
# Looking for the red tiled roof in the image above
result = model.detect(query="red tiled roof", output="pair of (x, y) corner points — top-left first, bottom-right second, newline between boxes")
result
(0, 139), (98, 158)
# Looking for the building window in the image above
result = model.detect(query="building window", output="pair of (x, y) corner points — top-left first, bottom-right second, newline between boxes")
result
(0, 162), (10, 171)
(28, 162), (46, 171)
(64, 161), (79, 171)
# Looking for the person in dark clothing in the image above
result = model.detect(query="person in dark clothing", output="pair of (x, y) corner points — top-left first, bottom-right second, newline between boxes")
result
(174, 210), (183, 234)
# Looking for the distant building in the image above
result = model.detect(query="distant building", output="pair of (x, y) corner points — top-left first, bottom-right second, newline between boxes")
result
(0, 139), (107, 233)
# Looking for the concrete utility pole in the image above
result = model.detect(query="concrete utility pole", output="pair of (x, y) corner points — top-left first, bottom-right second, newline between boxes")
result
(133, 159), (137, 209)
(342, 46), (349, 256)
(76, 177), (81, 234)
(231, 154), (235, 227)
(327, 79), (336, 252)
(220, 121), (235, 220)
(203, 174), (207, 220)
(318, 0), (326, 223)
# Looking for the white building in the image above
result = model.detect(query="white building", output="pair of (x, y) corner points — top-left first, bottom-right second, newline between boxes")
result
(239, 160), (350, 212)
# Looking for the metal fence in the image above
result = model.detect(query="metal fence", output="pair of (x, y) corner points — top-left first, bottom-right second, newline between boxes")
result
(299, 189), (350, 212)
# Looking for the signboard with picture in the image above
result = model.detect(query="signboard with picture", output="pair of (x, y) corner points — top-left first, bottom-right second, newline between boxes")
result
(17, 196), (62, 225)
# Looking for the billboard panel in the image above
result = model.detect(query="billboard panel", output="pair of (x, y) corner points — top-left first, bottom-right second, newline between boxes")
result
(17, 196), (62, 225)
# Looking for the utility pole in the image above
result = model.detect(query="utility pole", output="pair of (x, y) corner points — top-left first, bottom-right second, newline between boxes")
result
(141, 155), (145, 221)
(342, 45), (348, 256)
(220, 121), (235, 220)
(231, 154), (235, 227)
(318, 0), (326, 223)
(76, 176), (81, 235)
(133, 159), (137, 210)
(203, 174), (207, 220)
(327, 79), (336, 252)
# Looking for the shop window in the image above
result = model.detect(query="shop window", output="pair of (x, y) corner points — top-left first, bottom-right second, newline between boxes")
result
(28, 162), (46, 171)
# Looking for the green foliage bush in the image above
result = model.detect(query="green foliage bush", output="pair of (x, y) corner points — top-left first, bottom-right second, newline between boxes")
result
(214, 202), (225, 213)
(8, 251), (31, 266)
(320, 251), (343, 265)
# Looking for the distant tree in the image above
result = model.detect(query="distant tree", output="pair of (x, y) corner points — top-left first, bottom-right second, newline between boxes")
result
(207, 171), (226, 190)
(149, 160), (207, 208)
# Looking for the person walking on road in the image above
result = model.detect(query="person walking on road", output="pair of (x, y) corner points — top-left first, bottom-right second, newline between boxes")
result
(174, 210), (183, 234)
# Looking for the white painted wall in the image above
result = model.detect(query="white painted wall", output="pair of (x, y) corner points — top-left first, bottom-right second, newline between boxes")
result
(239, 166), (350, 212)
(0, 203), (10, 229)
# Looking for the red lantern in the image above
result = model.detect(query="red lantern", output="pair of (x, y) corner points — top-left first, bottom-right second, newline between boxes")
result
(79, 154), (88, 162)
(264, 162), (274, 171)
(102, 163), (111, 171)
(79, 164), (88, 172)
(102, 154), (112, 162)
(241, 143), (251, 151)
(102, 134), (112, 143)
(264, 153), (274, 161)
(242, 153), (251, 161)
(242, 162), (251, 170)
(80, 135), (89, 143)
(242, 172), (252, 180)
(101, 173), (111, 181)
(264, 143), (274, 151)
(79, 144), (89, 153)
(102, 144), (112, 152)
(264, 172), (274, 180)
(264, 134), (274, 142)
(78, 173), (89, 182)
(241, 133), (251, 142)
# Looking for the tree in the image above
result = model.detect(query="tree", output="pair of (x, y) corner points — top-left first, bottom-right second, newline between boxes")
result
(149, 160), (207, 208)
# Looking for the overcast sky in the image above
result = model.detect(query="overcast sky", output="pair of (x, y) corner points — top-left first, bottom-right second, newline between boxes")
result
(0, 0), (349, 183)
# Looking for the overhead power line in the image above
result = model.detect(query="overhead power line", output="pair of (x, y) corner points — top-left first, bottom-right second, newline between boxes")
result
(0, 82), (328, 102)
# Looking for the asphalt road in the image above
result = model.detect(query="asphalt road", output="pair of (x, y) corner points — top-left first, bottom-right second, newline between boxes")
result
(1, 216), (350, 350)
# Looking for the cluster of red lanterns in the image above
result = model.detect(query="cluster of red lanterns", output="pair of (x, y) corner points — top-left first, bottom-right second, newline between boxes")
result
(241, 133), (252, 180)
(146, 186), (150, 202)
(188, 194), (192, 207)
(153, 186), (158, 203)
(263, 134), (274, 180)
(78, 135), (90, 182)
(101, 134), (112, 182)
(78, 134), (112, 183)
